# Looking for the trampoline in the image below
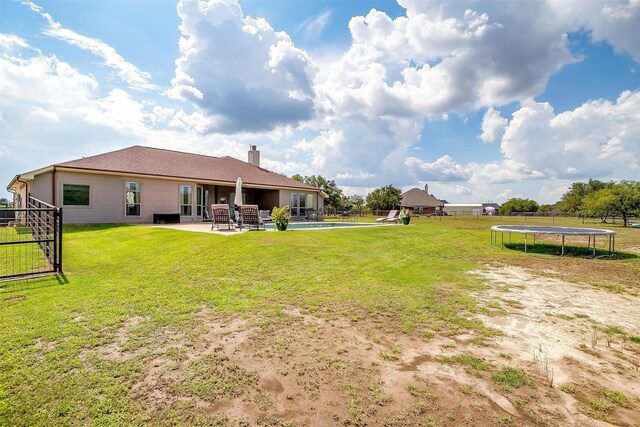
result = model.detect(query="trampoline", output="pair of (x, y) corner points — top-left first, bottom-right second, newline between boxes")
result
(490, 225), (616, 257)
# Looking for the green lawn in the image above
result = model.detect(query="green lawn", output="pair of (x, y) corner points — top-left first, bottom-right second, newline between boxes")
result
(1, 216), (638, 425)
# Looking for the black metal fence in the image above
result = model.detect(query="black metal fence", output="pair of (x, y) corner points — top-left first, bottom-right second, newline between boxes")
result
(0, 196), (62, 280)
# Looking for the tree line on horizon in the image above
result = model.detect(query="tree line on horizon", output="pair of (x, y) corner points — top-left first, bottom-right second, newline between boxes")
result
(292, 174), (640, 226)
(491, 179), (640, 227)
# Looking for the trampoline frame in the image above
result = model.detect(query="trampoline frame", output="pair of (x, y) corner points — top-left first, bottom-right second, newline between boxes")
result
(490, 225), (615, 257)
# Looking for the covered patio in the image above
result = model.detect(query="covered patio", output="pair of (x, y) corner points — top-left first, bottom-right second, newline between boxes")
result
(196, 184), (279, 220)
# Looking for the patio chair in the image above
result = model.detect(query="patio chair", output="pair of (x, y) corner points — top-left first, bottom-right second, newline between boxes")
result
(239, 205), (265, 230)
(259, 210), (273, 224)
(376, 210), (399, 222)
(211, 204), (235, 230)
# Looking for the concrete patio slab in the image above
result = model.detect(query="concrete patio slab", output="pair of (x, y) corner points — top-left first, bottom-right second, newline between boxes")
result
(147, 223), (255, 235)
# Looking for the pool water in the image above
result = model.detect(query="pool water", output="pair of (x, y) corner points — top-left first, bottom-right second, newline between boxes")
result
(265, 222), (381, 230)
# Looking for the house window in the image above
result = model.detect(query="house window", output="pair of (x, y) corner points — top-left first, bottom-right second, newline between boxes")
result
(63, 184), (90, 206)
(196, 186), (203, 216)
(125, 182), (141, 216)
(290, 193), (314, 217)
(290, 193), (299, 216)
(179, 185), (192, 216)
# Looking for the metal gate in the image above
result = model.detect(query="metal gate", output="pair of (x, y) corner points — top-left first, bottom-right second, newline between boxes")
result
(0, 196), (63, 280)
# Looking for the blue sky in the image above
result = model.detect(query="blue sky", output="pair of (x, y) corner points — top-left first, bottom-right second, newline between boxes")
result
(1, 0), (639, 203)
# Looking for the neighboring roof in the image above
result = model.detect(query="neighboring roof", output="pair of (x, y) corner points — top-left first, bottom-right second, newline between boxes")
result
(28, 145), (319, 192)
(444, 203), (483, 208)
(400, 188), (444, 207)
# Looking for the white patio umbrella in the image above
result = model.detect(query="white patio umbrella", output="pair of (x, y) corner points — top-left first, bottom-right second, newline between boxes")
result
(234, 177), (243, 222)
(234, 177), (243, 207)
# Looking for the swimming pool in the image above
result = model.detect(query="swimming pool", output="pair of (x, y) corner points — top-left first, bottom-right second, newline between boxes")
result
(265, 222), (382, 230)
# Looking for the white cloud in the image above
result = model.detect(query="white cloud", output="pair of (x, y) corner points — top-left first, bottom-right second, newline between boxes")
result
(499, 91), (640, 179)
(297, 10), (333, 40)
(470, 159), (545, 184)
(537, 184), (568, 204)
(305, 0), (584, 194)
(23, 1), (155, 90)
(316, 1), (578, 122)
(169, 0), (318, 133)
(480, 107), (507, 143)
(0, 34), (29, 52)
(405, 155), (472, 182)
(4, 0), (640, 206)
(0, 39), (266, 190)
(0, 45), (98, 112)
(548, 0), (640, 61)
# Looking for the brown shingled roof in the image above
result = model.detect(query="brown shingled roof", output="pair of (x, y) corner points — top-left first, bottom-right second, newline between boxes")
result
(55, 145), (319, 191)
(401, 188), (444, 207)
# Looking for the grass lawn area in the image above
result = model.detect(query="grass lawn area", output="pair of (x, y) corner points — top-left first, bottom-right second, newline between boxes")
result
(1, 216), (639, 425)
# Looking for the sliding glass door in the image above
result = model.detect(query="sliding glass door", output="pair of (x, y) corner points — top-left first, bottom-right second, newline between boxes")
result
(289, 193), (314, 217)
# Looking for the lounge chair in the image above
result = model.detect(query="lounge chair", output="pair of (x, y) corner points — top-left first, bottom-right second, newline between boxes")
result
(376, 210), (399, 222)
(239, 205), (265, 230)
(259, 210), (273, 224)
(211, 204), (235, 230)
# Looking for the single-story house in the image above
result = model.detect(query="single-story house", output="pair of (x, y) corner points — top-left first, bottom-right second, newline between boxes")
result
(6, 145), (324, 224)
(401, 184), (444, 215)
(443, 203), (484, 216)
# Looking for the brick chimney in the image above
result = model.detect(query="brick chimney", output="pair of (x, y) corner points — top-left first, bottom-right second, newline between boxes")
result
(248, 145), (260, 167)
(424, 183), (429, 194)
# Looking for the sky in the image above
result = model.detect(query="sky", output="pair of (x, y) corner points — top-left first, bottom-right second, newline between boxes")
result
(1, 0), (639, 204)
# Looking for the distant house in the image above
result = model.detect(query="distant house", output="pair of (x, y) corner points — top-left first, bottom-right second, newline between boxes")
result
(401, 184), (444, 215)
(443, 203), (484, 216)
(6, 145), (324, 224)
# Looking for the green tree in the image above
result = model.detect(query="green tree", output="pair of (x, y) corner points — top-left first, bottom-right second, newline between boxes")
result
(340, 195), (352, 211)
(537, 204), (555, 213)
(581, 188), (618, 223)
(500, 198), (539, 215)
(609, 181), (640, 227)
(558, 179), (613, 212)
(0, 197), (9, 207)
(348, 195), (365, 211)
(366, 185), (402, 210)
(291, 175), (344, 209)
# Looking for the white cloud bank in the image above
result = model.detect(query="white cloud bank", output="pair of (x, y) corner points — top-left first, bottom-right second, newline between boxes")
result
(480, 107), (507, 143)
(3, 0), (640, 204)
(501, 91), (640, 179)
(169, 0), (318, 133)
(23, 1), (155, 90)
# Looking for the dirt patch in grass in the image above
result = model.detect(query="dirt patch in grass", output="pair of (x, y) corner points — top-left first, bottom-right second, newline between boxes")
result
(87, 315), (151, 361)
(87, 307), (577, 426)
(76, 264), (639, 425)
(471, 265), (640, 426)
(498, 254), (640, 294)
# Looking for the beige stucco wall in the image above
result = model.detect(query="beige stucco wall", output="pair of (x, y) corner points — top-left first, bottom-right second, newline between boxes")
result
(52, 171), (197, 224)
(30, 172), (53, 204)
(22, 170), (324, 224)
